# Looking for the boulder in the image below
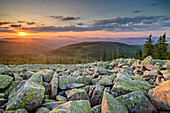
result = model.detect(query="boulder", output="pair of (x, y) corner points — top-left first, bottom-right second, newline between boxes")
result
(116, 91), (158, 113)
(15, 109), (28, 113)
(56, 95), (67, 101)
(160, 70), (170, 80)
(37, 69), (54, 82)
(143, 70), (157, 80)
(35, 107), (50, 113)
(66, 83), (85, 89)
(51, 100), (92, 113)
(142, 56), (154, 65)
(155, 75), (166, 85)
(77, 76), (93, 85)
(95, 67), (108, 75)
(91, 105), (101, 113)
(59, 76), (77, 90)
(97, 74), (116, 86)
(24, 71), (35, 79)
(6, 81), (45, 111)
(102, 91), (128, 113)
(42, 101), (65, 110)
(0, 75), (13, 90)
(148, 80), (170, 111)
(0, 98), (7, 106)
(42, 82), (51, 95)
(50, 109), (69, 113)
(66, 89), (89, 101)
(28, 73), (43, 85)
(0, 93), (5, 98)
(112, 72), (153, 95)
(50, 73), (59, 98)
(13, 73), (23, 81)
(4, 81), (20, 98)
(90, 85), (104, 106)
(142, 56), (158, 71)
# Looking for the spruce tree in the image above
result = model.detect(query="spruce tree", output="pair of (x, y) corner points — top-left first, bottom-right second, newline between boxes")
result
(144, 34), (154, 57)
(134, 48), (142, 60)
(154, 33), (168, 59)
(112, 49), (116, 60)
(102, 48), (107, 61)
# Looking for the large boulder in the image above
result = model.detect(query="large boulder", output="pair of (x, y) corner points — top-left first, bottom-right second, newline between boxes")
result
(112, 72), (153, 95)
(102, 91), (128, 113)
(66, 89), (89, 101)
(148, 80), (170, 111)
(50, 100), (92, 113)
(42, 101), (65, 110)
(77, 76), (93, 85)
(59, 76), (77, 90)
(24, 71), (35, 79)
(0, 75), (13, 90)
(116, 91), (158, 113)
(6, 81), (45, 111)
(97, 74), (116, 86)
(92, 105), (101, 113)
(28, 73), (43, 85)
(37, 69), (54, 82)
(4, 81), (21, 98)
(142, 56), (158, 71)
(50, 73), (59, 98)
(90, 85), (104, 106)
(35, 107), (50, 113)
(160, 70), (170, 80)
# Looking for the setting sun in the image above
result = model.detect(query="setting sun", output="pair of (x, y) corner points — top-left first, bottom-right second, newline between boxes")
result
(18, 32), (26, 36)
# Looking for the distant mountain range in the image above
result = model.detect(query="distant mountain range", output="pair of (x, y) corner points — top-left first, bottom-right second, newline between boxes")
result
(0, 37), (170, 49)
(0, 38), (169, 56)
(0, 41), (52, 54)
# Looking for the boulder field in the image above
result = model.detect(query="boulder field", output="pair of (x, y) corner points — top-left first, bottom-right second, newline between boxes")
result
(0, 56), (169, 113)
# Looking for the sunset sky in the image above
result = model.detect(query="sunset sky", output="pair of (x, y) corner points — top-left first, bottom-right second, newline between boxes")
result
(0, 0), (170, 39)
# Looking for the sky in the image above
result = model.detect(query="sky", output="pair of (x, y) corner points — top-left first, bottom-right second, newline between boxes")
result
(0, 0), (170, 39)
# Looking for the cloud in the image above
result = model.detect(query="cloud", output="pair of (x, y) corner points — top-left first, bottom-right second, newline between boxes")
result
(0, 27), (14, 33)
(77, 23), (83, 26)
(10, 24), (21, 27)
(17, 21), (25, 23)
(93, 16), (165, 26)
(49, 15), (80, 21)
(2, 15), (170, 33)
(27, 22), (35, 25)
(0, 22), (10, 26)
(150, 3), (158, 6)
(134, 10), (142, 13)
(17, 21), (35, 25)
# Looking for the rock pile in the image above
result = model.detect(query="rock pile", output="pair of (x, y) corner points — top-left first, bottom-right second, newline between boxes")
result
(0, 56), (169, 113)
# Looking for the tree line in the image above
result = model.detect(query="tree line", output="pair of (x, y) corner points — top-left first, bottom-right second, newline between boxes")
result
(134, 33), (170, 60)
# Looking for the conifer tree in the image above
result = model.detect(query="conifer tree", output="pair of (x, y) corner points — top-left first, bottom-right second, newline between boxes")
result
(134, 48), (142, 60)
(144, 34), (154, 57)
(154, 33), (168, 59)
(102, 48), (107, 61)
(112, 50), (116, 60)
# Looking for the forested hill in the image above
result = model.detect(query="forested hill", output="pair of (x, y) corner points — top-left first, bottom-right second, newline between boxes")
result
(0, 41), (52, 54)
(45, 41), (143, 59)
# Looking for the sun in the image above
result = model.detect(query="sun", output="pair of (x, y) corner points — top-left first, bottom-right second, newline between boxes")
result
(18, 32), (26, 36)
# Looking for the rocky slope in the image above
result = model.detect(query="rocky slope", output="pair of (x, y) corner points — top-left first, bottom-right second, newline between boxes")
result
(0, 56), (169, 113)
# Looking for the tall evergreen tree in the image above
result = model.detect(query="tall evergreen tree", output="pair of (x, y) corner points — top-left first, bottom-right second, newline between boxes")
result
(134, 48), (142, 60)
(144, 34), (154, 57)
(154, 33), (168, 59)
(112, 49), (116, 60)
(102, 48), (107, 61)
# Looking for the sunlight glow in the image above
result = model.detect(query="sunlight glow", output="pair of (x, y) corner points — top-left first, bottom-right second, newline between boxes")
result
(18, 32), (26, 36)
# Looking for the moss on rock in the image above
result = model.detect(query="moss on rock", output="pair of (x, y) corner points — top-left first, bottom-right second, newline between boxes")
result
(102, 91), (128, 113)
(0, 75), (13, 89)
